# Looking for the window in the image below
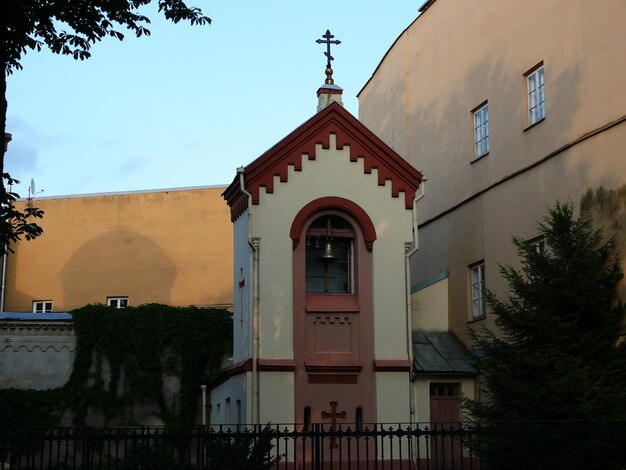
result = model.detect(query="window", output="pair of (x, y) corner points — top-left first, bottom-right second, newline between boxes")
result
(235, 400), (242, 428)
(306, 215), (354, 294)
(470, 263), (486, 319)
(303, 406), (311, 431)
(355, 407), (363, 431)
(33, 300), (53, 313)
(527, 65), (545, 125)
(473, 103), (489, 158)
(107, 296), (129, 308)
(527, 236), (546, 254)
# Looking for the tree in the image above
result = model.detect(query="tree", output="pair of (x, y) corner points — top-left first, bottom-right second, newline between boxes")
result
(467, 201), (626, 467)
(1, 0), (210, 252)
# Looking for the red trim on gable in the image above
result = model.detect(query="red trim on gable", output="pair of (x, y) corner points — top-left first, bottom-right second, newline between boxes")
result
(374, 359), (412, 372)
(209, 358), (253, 389)
(228, 192), (248, 222)
(257, 359), (296, 371)
(290, 197), (377, 252)
(223, 102), (422, 218)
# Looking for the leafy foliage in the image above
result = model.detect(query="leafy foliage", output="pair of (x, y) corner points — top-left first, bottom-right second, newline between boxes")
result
(206, 426), (281, 470)
(467, 201), (626, 467)
(3, 0), (210, 74)
(0, 0), (210, 251)
(0, 173), (44, 253)
(0, 304), (232, 431)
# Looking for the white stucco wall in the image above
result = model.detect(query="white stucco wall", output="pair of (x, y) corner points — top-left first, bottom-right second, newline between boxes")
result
(252, 132), (415, 361)
(258, 371), (294, 425)
(375, 372), (411, 424)
(209, 372), (249, 426)
(232, 212), (252, 364)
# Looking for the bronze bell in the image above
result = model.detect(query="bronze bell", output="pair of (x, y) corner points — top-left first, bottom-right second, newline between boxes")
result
(321, 239), (337, 261)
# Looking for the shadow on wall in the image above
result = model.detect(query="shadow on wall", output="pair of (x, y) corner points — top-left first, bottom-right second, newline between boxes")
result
(60, 230), (176, 309)
(581, 184), (626, 302)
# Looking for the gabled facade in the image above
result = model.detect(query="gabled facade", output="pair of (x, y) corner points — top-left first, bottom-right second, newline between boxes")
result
(213, 101), (423, 428)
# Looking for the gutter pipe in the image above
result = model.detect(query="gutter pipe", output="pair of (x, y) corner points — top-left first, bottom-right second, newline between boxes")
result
(238, 168), (260, 425)
(405, 181), (426, 424)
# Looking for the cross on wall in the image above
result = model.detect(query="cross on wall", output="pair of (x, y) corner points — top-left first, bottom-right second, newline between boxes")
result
(321, 401), (346, 449)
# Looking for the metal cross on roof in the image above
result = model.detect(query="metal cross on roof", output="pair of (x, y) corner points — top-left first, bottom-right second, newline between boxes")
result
(316, 29), (341, 70)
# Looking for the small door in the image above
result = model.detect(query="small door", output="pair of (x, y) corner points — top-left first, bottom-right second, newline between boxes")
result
(429, 383), (462, 469)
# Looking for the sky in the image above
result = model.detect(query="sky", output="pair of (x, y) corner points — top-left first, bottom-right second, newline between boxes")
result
(6, 2), (420, 198)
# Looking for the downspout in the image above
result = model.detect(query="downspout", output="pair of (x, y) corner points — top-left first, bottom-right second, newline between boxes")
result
(0, 250), (7, 312)
(238, 167), (260, 425)
(405, 182), (426, 424)
(201, 385), (208, 426)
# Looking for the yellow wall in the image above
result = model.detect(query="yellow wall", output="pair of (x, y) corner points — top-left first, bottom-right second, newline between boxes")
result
(6, 186), (233, 311)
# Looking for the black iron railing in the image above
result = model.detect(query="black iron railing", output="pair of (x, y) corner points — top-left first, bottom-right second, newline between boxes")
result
(2, 421), (626, 469)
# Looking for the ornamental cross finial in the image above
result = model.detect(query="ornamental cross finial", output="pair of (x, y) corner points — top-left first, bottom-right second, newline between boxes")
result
(316, 30), (341, 84)
(316, 29), (341, 69)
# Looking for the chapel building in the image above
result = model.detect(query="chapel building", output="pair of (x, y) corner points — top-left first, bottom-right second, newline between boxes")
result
(213, 60), (426, 428)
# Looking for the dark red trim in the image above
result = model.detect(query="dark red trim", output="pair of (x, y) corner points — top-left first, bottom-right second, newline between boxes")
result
(316, 88), (343, 97)
(209, 358), (252, 389)
(227, 192), (248, 222)
(290, 197), (377, 251)
(374, 359), (412, 372)
(257, 359), (296, 371)
(306, 293), (359, 313)
(309, 374), (358, 384)
(305, 363), (363, 374)
(223, 102), (423, 220)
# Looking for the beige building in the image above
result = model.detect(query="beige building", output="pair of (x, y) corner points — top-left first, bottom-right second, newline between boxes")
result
(4, 186), (233, 312)
(358, 0), (626, 416)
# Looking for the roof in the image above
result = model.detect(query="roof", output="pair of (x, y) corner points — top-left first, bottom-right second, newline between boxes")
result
(17, 185), (228, 202)
(0, 312), (72, 320)
(223, 102), (423, 221)
(412, 330), (476, 375)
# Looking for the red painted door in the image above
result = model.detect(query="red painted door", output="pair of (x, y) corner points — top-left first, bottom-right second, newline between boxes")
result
(429, 383), (462, 469)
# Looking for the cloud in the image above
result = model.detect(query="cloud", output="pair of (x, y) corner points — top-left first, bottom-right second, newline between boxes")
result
(111, 156), (148, 176)
(5, 136), (39, 173)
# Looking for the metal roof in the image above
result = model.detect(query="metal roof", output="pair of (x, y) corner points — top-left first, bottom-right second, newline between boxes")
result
(0, 312), (72, 321)
(412, 330), (476, 375)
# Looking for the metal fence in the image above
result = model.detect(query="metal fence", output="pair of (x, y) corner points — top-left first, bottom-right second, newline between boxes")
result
(2, 421), (626, 469)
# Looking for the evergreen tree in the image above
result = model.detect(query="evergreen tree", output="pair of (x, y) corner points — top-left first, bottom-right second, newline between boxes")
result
(467, 202), (626, 468)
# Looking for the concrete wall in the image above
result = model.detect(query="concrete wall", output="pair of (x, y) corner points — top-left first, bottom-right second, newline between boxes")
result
(0, 320), (75, 389)
(7, 186), (233, 311)
(358, 0), (626, 344)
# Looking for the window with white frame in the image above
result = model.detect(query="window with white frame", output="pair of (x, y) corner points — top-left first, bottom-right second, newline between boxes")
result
(527, 65), (545, 125)
(470, 263), (486, 319)
(527, 236), (546, 255)
(33, 300), (53, 313)
(473, 103), (489, 158)
(107, 296), (129, 309)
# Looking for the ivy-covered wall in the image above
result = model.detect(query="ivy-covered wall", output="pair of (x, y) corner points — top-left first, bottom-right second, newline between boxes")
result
(0, 304), (232, 431)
